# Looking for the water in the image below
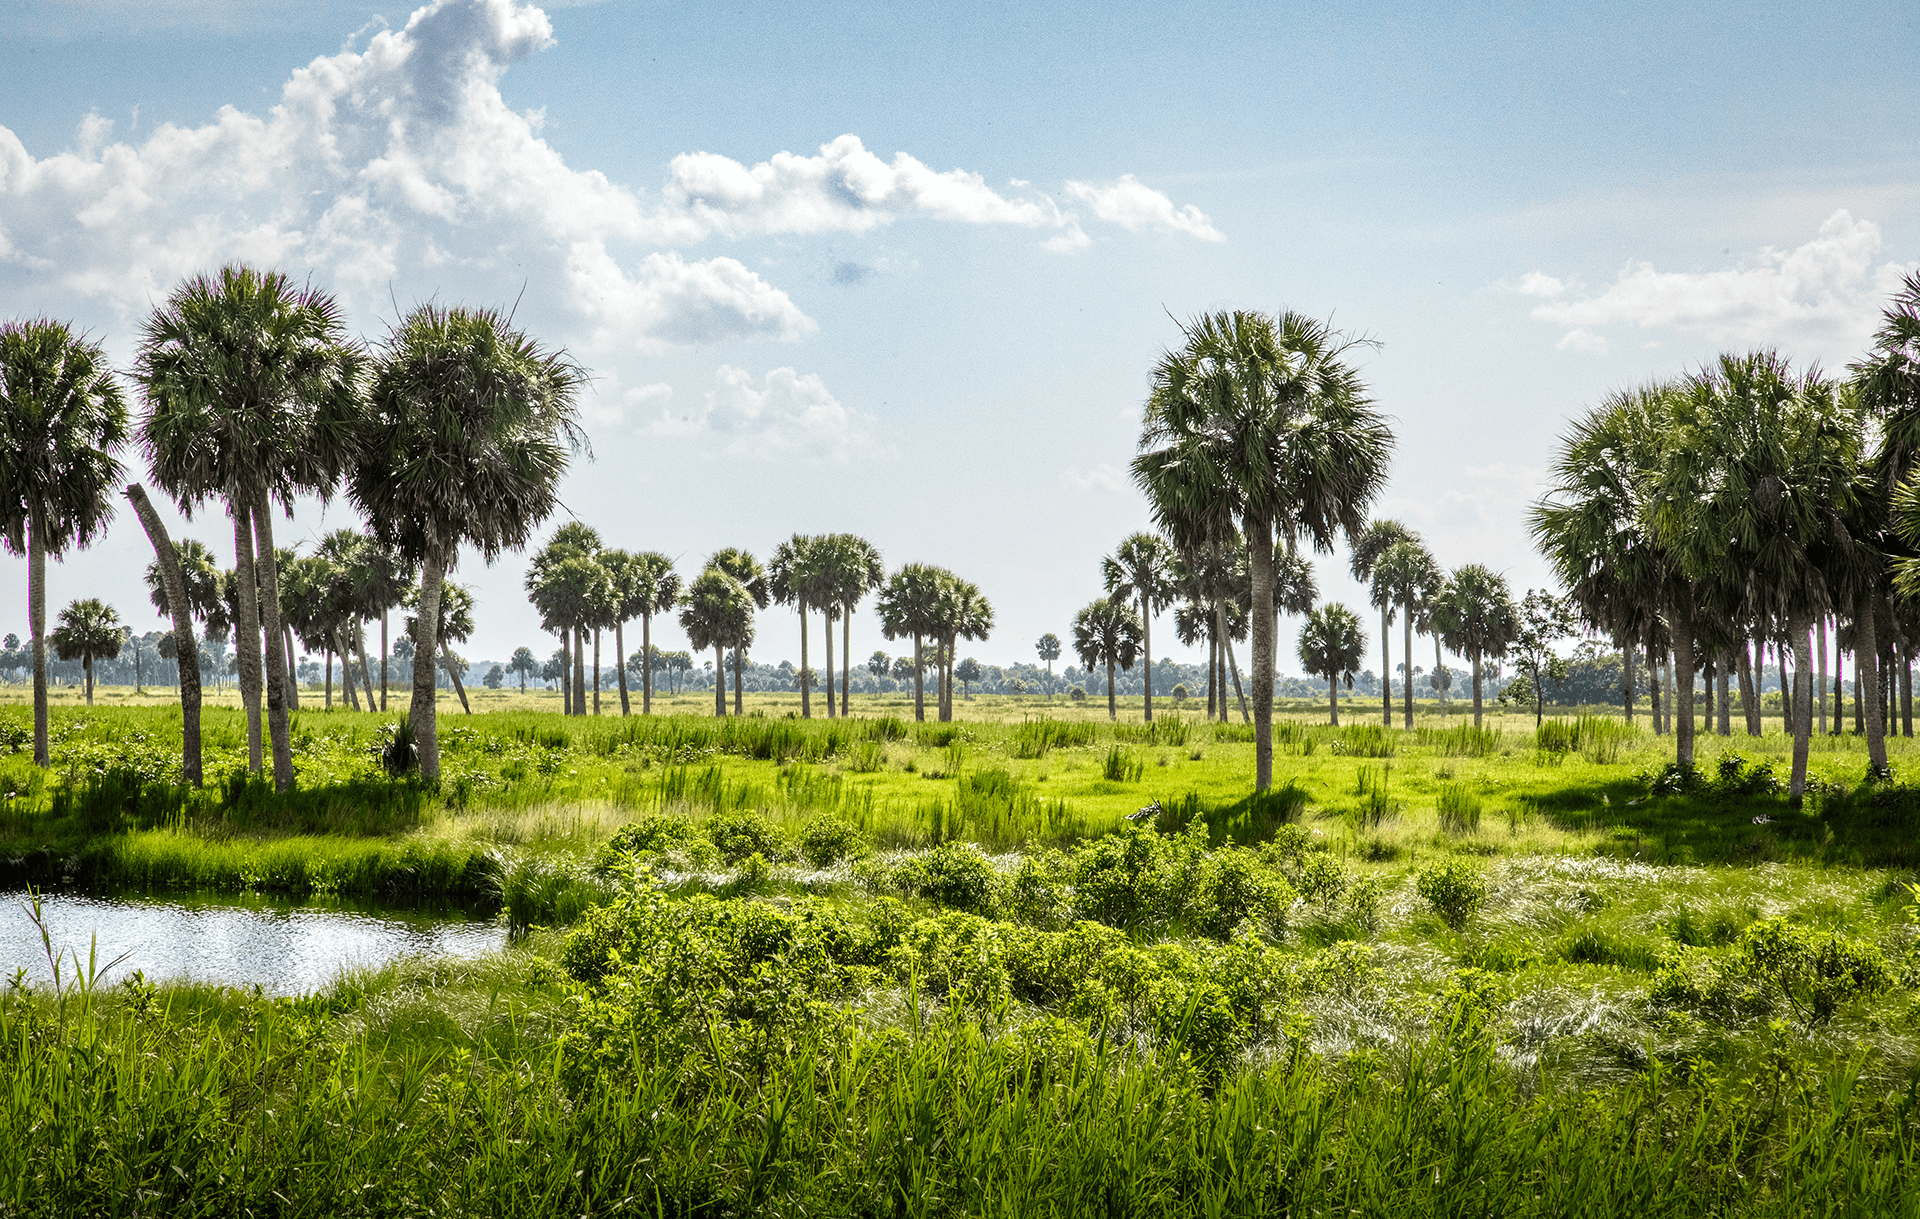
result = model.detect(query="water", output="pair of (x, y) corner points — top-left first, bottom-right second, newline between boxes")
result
(1, 890), (508, 995)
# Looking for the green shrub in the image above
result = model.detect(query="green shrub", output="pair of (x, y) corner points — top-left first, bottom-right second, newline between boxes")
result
(1416, 859), (1486, 930)
(1071, 824), (1175, 931)
(1195, 848), (1296, 939)
(913, 841), (1003, 916)
(847, 740), (887, 773)
(594, 814), (695, 870)
(704, 808), (787, 865)
(798, 817), (870, 867)
(1292, 853), (1349, 905)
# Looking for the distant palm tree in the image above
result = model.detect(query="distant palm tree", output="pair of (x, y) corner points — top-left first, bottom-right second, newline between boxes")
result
(821, 534), (884, 718)
(277, 552), (339, 708)
(932, 575), (992, 722)
(1036, 633), (1061, 691)
(1348, 519), (1416, 727)
(1296, 603), (1365, 725)
(136, 265), (361, 792)
(0, 320), (127, 766)
(349, 305), (584, 780)
(1135, 309), (1393, 790)
(1102, 532), (1175, 721)
(1372, 539), (1442, 729)
(708, 548), (769, 715)
(527, 547), (611, 717)
(599, 548), (665, 716)
(1428, 564), (1518, 727)
(624, 553), (680, 715)
(406, 580), (477, 714)
(509, 646), (538, 693)
(679, 567), (754, 717)
(315, 530), (380, 710)
(768, 534), (823, 717)
(50, 598), (125, 706)
(1072, 597), (1142, 721)
(878, 563), (945, 721)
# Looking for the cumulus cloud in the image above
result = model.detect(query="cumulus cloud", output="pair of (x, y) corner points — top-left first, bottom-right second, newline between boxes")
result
(1526, 211), (1917, 355)
(1060, 463), (1130, 493)
(1064, 175), (1224, 242)
(640, 366), (887, 461)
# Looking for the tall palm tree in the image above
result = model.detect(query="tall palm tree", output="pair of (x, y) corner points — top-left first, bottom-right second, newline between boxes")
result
(601, 548), (663, 716)
(1102, 532), (1175, 721)
(278, 552), (339, 708)
(623, 553), (680, 715)
(1372, 538), (1442, 729)
(878, 563), (945, 721)
(406, 580), (477, 714)
(346, 539), (411, 712)
(708, 547), (769, 715)
(768, 534), (822, 717)
(821, 533), (884, 718)
(679, 567), (754, 717)
(1348, 519), (1416, 727)
(125, 484), (205, 782)
(349, 305), (584, 780)
(50, 598), (124, 705)
(315, 530), (381, 709)
(931, 575), (993, 722)
(527, 549), (611, 717)
(1296, 603), (1365, 725)
(1170, 534), (1247, 722)
(1428, 564), (1518, 727)
(1072, 596), (1142, 721)
(0, 320), (127, 767)
(1134, 309), (1394, 791)
(136, 265), (362, 793)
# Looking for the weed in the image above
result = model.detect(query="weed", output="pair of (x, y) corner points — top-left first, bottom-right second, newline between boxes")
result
(1436, 782), (1483, 835)
(1416, 858), (1486, 930)
(1103, 745), (1146, 783)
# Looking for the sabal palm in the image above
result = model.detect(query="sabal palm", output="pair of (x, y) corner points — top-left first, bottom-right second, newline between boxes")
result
(0, 320), (127, 766)
(405, 580), (477, 714)
(679, 568), (755, 717)
(931, 575), (993, 722)
(1102, 532), (1175, 721)
(600, 548), (677, 716)
(821, 533), (884, 717)
(50, 598), (124, 706)
(136, 265), (361, 792)
(527, 522), (603, 713)
(1134, 309), (1393, 790)
(1428, 564), (1518, 727)
(1348, 519), (1416, 727)
(1372, 538), (1442, 729)
(877, 563), (945, 722)
(769, 534), (825, 717)
(1296, 603), (1365, 725)
(1072, 597), (1142, 721)
(349, 304), (584, 780)
(708, 548), (768, 715)
(527, 550), (611, 716)
(315, 529), (382, 710)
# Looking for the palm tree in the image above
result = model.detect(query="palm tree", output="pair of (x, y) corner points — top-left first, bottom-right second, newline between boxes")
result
(348, 304), (584, 780)
(1372, 539), (1442, 729)
(510, 646), (538, 693)
(0, 320), (128, 767)
(136, 265), (362, 793)
(768, 534), (822, 717)
(1102, 532), (1176, 721)
(625, 553), (680, 715)
(1134, 309), (1393, 790)
(49, 598), (124, 706)
(821, 533), (885, 718)
(1072, 597), (1143, 721)
(931, 575), (993, 721)
(527, 548), (611, 717)
(406, 580), (477, 714)
(679, 567), (754, 717)
(346, 540), (412, 711)
(707, 548), (769, 715)
(1170, 534), (1248, 722)
(278, 552), (340, 708)
(125, 484), (210, 779)
(878, 563), (945, 721)
(1296, 603), (1365, 725)
(1036, 633), (1061, 693)
(1428, 564), (1518, 727)
(1349, 519), (1417, 727)
(600, 548), (673, 716)
(315, 530), (381, 709)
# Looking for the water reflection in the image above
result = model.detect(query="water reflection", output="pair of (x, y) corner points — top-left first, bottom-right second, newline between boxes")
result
(1, 890), (507, 996)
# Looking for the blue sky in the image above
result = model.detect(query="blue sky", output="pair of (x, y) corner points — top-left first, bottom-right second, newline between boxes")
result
(3, 0), (1917, 676)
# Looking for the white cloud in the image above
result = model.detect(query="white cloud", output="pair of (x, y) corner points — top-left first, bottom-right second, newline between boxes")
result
(1060, 463), (1130, 493)
(640, 365), (887, 461)
(1515, 271), (1566, 298)
(1527, 211), (1917, 355)
(1555, 327), (1608, 354)
(1063, 175), (1224, 242)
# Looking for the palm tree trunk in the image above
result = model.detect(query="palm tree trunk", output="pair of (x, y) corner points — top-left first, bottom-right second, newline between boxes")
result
(352, 627), (377, 718)
(559, 633), (571, 714)
(1902, 647), (1913, 737)
(1434, 633), (1446, 718)
(616, 621), (630, 715)
(324, 646), (333, 709)
(1206, 626), (1218, 720)
(1857, 594), (1886, 771)
(573, 627), (587, 717)
(592, 628), (602, 715)
(827, 608), (839, 719)
(1816, 618), (1829, 735)
(640, 613), (653, 714)
(1471, 650), (1483, 728)
(1647, 645), (1662, 735)
(125, 485), (202, 786)
(81, 656), (92, 705)
(441, 645), (472, 714)
(1225, 635), (1250, 723)
(250, 486), (294, 793)
(713, 644), (726, 717)
(1380, 605), (1392, 727)
(1717, 652), (1731, 736)
(1623, 644), (1635, 725)
(336, 629), (360, 710)
(380, 612), (389, 712)
(1328, 672), (1340, 725)
(1141, 595), (1154, 723)
(1107, 657), (1118, 720)
(411, 546), (446, 782)
(1245, 516), (1277, 790)
(1738, 641), (1759, 736)
(841, 604), (852, 719)
(229, 498), (264, 774)
(1401, 602), (1414, 731)
(732, 645), (743, 715)
(283, 625), (300, 711)
(1832, 643), (1844, 736)
(1788, 618), (1816, 803)
(1670, 603), (1697, 767)
(913, 633), (925, 722)
(798, 601), (811, 718)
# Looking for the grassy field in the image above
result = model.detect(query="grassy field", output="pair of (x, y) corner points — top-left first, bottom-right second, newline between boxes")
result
(5, 697), (1920, 1211)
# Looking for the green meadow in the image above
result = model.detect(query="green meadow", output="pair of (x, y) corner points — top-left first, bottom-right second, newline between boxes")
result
(5, 695), (1920, 1213)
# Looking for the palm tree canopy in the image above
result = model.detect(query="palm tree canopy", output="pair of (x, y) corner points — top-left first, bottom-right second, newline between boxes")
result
(708, 547), (770, 610)
(1854, 271), (1920, 492)
(349, 304), (585, 568)
(527, 553), (612, 638)
(679, 567), (755, 653)
(1429, 564), (1518, 659)
(51, 598), (125, 664)
(820, 533), (885, 611)
(144, 537), (227, 627)
(1274, 547), (1318, 616)
(1371, 539), (1442, 617)
(1072, 597), (1142, 673)
(405, 580), (476, 644)
(602, 547), (681, 623)
(0, 319), (128, 556)
(134, 264), (361, 514)
(1348, 519), (1417, 591)
(1297, 603), (1366, 684)
(1101, 532), (1176, 614)
(877, 563), (947, 643)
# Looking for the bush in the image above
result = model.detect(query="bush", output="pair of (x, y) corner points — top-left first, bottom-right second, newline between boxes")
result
(593, 814), (696, 871)
(798, 817), (870, 867)
(704, 808), (787, 865)
(1069, 685), (1087, 702)
(913, 841), (1003, 916)
(1416, 859), (1486, 930)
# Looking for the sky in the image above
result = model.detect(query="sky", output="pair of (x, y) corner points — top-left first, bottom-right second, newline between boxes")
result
(3, 0), (1918, 678)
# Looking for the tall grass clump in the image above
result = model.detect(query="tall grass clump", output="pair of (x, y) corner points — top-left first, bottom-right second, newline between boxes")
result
(1115, 716), (1190, 747)
(1416, 723), (1501, 757)
(1435, 782), (1482, 835)
(1348, 765), (1400, 832)
(1332, 723), (1396, 758)
(1010, 718), (1099, 759)
(1102, 745), (1146, 783)
(1576, 714), (1634, 764)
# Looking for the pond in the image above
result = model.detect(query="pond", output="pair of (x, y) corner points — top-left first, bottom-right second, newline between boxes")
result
(1, 890), (508, 996)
